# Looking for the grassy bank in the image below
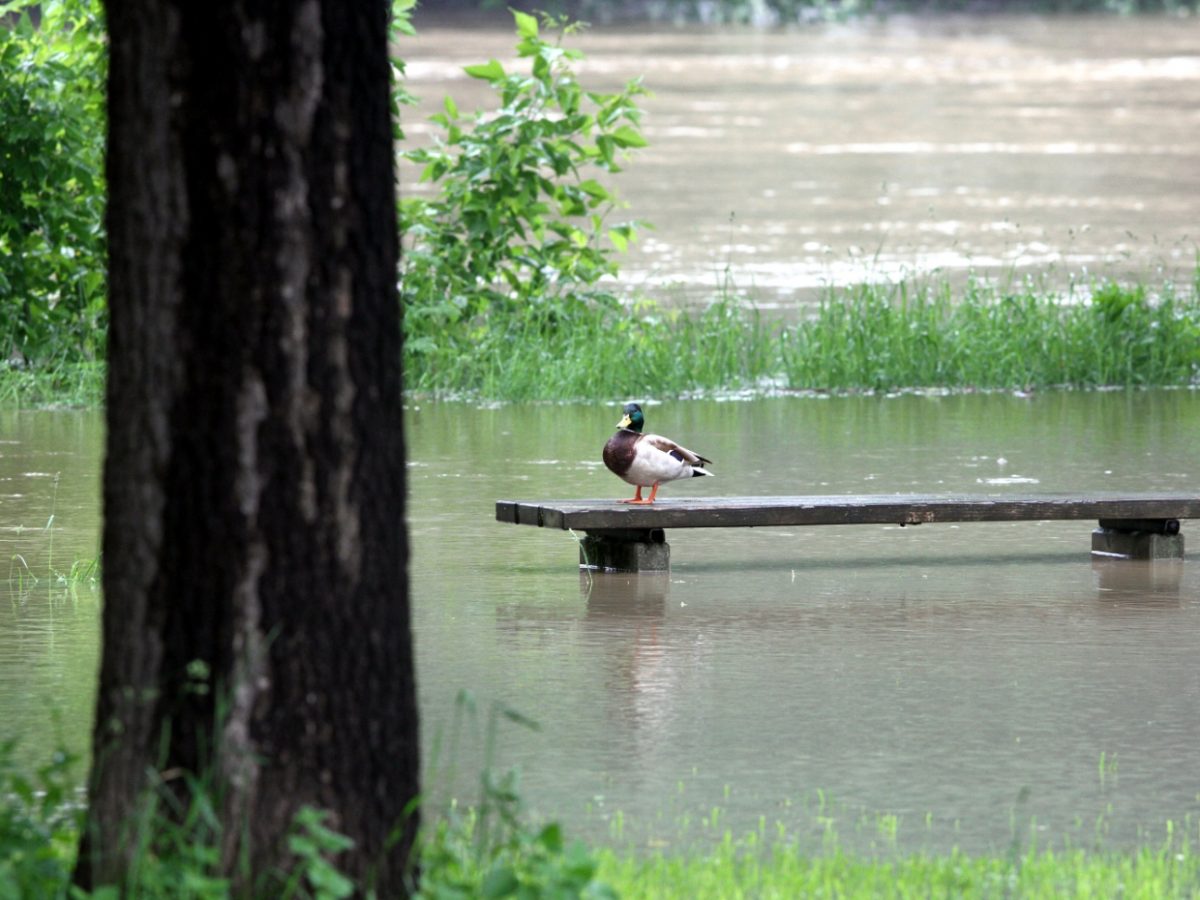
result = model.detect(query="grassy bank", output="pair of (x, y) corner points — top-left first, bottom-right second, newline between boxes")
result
(3, 274), (1199, 409)
(597, 840), (1200, 899)
(403, 273), (1200, 402)
(414, 797), (1200, 899)
(5, 739), (1200, 897)
(0, 361), (104, 409)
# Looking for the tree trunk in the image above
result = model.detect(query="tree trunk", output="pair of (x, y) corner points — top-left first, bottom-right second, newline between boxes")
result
(76, 0), (418, 894)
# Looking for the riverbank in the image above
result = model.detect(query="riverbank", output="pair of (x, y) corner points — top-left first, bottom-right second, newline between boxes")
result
(0, 361), (104, 410)
(404, 271), (1200, 402)
(5, 764), (1198, 900)
(4, 273), (1199, 409)
(597, 840), (1200, 899)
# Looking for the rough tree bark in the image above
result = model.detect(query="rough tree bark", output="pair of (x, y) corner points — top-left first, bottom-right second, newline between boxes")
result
(76, 0), (418, 894)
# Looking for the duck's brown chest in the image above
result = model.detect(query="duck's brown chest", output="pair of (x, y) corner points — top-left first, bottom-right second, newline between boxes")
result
(603, 431), (638, 477)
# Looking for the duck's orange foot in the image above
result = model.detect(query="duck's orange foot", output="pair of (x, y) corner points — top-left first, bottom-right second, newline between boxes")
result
(619, 484), (660, 504)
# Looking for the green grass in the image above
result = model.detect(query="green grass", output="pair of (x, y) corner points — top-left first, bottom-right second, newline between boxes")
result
(0, 360), (105, 409)
(406, 289), (778, 402)
(596, 838), (1200, 899)
(404, 272), (1200, 402)
(5, 275), (1199, 408)
(5, 738), (1200, 898)
(783, 277), (1200, 392)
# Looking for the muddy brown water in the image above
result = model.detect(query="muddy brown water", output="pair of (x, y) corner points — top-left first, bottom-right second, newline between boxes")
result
(401, 14), (1200, 309)
(7, 392), (1198, 854)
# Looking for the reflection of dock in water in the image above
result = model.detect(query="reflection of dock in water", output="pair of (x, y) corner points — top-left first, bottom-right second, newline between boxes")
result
(582, 571), (670, 619)
(1093, 557), (1182, 608)
(581, 572), (692, 766)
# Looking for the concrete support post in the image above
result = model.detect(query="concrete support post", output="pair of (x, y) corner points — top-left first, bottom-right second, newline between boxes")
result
(1091, 524), (1184, 560)
(579, 528), (670, 572)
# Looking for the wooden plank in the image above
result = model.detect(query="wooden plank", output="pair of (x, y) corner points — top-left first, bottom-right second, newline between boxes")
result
(494, 493), (1200, 532)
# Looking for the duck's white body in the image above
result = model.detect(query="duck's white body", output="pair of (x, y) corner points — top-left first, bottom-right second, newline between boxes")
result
(615, 432), (710, 487)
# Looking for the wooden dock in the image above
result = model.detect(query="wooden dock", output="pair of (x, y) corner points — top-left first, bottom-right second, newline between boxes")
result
(496, 493), (1200, 571)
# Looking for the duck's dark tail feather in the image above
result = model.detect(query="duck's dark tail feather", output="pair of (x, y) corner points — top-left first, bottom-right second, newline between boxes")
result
(692, 467), (714, 477)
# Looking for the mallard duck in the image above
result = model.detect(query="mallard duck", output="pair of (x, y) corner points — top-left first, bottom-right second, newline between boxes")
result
(602, 402), (713, 504)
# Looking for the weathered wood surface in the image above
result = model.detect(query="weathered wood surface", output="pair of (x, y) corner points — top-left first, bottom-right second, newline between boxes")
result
(496, 494), (1200, 531)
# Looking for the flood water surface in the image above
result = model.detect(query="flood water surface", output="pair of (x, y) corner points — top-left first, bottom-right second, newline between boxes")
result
(411, 391), (1200, 854)
(2, 393), (1199, 855)
(0, 412), (102, 771)
(402, 15), (1200, 307)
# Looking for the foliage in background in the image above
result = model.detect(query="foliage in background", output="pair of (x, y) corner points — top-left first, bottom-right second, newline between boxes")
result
(399, 10), (647, 364)
(394, 6), (1200, 403)
(0, 0), (107, 367)
(390, 0), (418, 141)
(1, 0), (1198, 408)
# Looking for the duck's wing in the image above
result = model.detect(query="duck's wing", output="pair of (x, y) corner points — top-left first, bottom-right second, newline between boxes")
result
(642, 433), (712, 468)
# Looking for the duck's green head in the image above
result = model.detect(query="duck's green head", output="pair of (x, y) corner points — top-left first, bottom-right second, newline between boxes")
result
(617, 402), (645, 433)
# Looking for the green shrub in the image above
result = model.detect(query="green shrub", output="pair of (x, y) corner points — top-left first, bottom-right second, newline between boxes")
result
(0, 0), (107, 365)
(399, 10), (647, 362)
(0, 739), (364, 898)
(416, 694), (615, 900)
(0, 740), (80, 899)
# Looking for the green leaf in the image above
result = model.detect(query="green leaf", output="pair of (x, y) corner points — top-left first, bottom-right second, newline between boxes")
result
(595, 135), (615, 166)
(464, 59), (505, 81)
(443, 95), (458, 119)
(608, 228), (628, 252)
(609, 125), (648, 148)
(391, 0), (417, 36)
(579, 179), (610, 201)
(308, 862), (355, 898)
(500, 705), (541, 730)
(536, 821), (564, 853)
(513, 9), (538, 40)
(482, 865), (519, 898)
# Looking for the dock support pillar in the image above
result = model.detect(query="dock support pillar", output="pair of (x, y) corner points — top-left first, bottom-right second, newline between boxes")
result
(1091, 518), (1183, 560)
(580, 528), (669, 572)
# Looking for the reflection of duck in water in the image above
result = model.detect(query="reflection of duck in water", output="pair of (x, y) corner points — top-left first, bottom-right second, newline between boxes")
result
(603, 402), (713, 504)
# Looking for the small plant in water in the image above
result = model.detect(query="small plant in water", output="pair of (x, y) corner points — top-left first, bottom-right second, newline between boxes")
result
(417, 691), (615, 898)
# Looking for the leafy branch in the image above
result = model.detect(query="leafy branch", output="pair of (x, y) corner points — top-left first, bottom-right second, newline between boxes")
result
(398, 10), (649, 357)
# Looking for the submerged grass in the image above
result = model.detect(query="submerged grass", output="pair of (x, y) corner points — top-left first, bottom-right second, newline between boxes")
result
(405, 272), (1200, 402)
(0, 360), (104, 409)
